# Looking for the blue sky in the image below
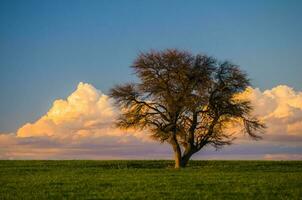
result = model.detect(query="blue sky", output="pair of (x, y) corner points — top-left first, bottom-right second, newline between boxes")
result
(1, 0), (302, 133)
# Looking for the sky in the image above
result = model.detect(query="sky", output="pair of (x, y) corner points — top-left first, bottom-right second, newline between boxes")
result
(0, 0), (302, 160)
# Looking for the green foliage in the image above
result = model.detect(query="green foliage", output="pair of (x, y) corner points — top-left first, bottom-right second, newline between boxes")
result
(0, 160), (301, 199)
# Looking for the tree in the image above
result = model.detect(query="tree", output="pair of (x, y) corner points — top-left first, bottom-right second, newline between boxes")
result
(109, 49), (265, 168)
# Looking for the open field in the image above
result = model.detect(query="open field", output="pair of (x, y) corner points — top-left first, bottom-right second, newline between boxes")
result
(0, 160), (301, 199)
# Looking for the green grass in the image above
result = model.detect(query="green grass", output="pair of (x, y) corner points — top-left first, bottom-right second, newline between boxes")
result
(0, 160), (301, 199)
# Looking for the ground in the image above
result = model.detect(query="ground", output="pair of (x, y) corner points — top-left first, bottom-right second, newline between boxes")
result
(0, 160), (301, 199)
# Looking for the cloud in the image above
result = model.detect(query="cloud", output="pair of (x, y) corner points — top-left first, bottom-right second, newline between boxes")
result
(264, 154), (302, 160)
(16, 82), (148, 141)
(0, 83), (301, 160)
(17, 82), (116, 138)
(237, 85), (302, 142)
(0, 133), (169, 160)
(0, 82), (166, 160)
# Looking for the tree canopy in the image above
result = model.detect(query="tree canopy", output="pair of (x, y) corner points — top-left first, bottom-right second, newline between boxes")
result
(110, 49), (265, 168)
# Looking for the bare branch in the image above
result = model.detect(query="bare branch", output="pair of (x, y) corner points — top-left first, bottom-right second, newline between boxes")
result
(109, 49), (265, 168)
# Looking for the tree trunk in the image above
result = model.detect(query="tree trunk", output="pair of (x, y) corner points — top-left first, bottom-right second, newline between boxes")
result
(174, 147), (181, 168)
(172, 141), (182, 168)
(170, 135), (182, 168)
(172, 145), (195, 168)
(180, 151), (193, 167)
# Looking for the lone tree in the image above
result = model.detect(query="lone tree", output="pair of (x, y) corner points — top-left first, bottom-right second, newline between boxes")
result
(110, 49), (264, 168)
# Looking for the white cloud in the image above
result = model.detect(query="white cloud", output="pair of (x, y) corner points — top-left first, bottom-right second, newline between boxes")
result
(239, 85), (302, 141)
(0, 83), (301, 160)
(16, 82), (148, 141)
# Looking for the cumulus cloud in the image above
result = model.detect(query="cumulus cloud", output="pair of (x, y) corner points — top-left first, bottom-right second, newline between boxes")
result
(17, 82), (148, 141)
(0, 83), (161, 159)
(237, 85), (302, 142)
(0, 82), (301, 160)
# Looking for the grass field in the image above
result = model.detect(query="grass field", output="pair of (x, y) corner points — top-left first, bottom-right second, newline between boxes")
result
(0, 160), (301, 199)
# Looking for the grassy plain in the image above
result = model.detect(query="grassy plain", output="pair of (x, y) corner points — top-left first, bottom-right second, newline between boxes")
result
(0, 160), (301, 199)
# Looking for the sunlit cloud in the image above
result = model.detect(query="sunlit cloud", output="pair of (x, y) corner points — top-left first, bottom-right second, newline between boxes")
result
(17, 82), (148, 141)
(237, 85), (302, 141)
(0, 82), (301, 160)
(264, 154), (302, 160)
